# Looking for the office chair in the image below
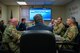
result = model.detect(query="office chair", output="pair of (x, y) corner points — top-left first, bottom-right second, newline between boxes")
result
(57, 33), (80, 53)
(20, 30), (56, 53)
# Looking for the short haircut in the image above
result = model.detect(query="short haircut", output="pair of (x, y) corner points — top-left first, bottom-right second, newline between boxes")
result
(21, 18), (26, 22)
(68, 17), (76, 24)
(71, 17), (76, 22)
(33, 14), (43, 23)
(0, 20), (3, 22)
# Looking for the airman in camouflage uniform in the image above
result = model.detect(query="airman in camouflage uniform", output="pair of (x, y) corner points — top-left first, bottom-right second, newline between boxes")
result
(63, 17), (78, 41)
(53, 17), (65, 37)
(2, 18), (21, 53)
(60, 17), (79, 49)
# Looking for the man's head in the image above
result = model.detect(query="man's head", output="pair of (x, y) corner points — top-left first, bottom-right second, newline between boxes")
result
(0, 20), (4, 24)
(21, 18), (26, 23)
(57, 17), (62, 24)
(66, 17), (76, 26)
(11, 18), (18, 26)
(33, 14), (43, 23)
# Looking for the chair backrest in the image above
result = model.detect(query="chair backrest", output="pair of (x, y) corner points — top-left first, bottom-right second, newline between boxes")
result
(20, 30), (56, 53)
(74, 33), (80, 44)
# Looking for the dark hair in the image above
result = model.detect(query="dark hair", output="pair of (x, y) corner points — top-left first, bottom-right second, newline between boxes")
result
(0, 20), (4, 22)
(69, 17), (78, 25)
(33, 14), (43, 23)
(70, 17), (76, 22)
(21, 18), (26, 22)
(0, 20), (4, 24)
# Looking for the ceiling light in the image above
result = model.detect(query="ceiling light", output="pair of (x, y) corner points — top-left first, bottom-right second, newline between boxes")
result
(17, 1), (27, 5)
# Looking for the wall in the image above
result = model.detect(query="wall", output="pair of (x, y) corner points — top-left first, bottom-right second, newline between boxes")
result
(66, 0), (80, 24)
(52, 5), (66, 22)
(0, 3), (8, 24)
(7, 5), (66, 24)
(7, 5), (20, 20)
(0, 4), (66, 24)
(1, 0), (80, 24)
(20, 5), (66, 24)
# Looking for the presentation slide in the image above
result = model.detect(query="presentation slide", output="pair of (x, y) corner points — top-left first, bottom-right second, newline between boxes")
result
(30, 8), (51, 20)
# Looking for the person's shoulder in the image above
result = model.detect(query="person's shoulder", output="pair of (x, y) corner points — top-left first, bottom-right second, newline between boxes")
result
(46, 25), (52, 28)
(4, 25), (13, 34)
(70, 25), (78, 32)
(45, 26), (53, 32)
(44, 25), (52, 30)
(6, 25), (13, 29)
(60, 23), (64, 26)
(27, 26), (35, 30)
(19, 22), (23, 25)
(59, 23), (65, 27)
(71, 25), (77, 29)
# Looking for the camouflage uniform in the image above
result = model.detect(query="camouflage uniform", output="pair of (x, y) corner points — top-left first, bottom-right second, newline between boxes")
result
(2, 25), (21, 53)
(53, 23), (65, 37)
(60, 25), (79, 49)
(63, 25), (78, 42)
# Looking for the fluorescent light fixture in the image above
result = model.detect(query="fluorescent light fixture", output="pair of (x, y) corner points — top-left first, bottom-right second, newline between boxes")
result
(17, 1), (27, 5)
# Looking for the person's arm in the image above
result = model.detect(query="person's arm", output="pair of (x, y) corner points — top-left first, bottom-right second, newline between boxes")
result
(11, 29), (21, 43)
(19, 23), (26, 31)
(54, 24), (65, 35)
(2, 28), (12, 43)
(64, 27), (78, 41)
(23, 24), (26, 30)
(18, 23), (22, 31)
